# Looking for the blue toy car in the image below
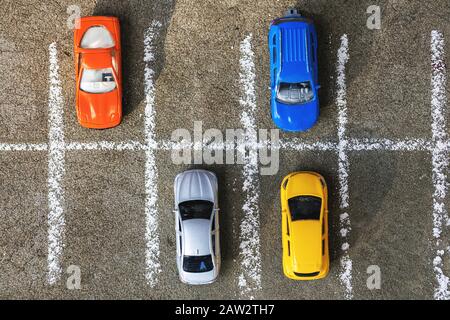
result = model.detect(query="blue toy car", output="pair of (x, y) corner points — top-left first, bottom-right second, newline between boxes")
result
(269, 9), (320, 132)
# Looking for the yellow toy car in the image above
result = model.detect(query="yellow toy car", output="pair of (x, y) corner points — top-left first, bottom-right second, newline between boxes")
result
(280, 171), (329, 280)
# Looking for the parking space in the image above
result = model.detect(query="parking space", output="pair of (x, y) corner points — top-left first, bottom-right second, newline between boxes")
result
(156, 153), (243, 299)
(154, 0), (244, 138)
(63, 0), (176, 143)
(260, 150), (343, 300)
(61, 151), (147, 299)
(344, 2), (427, 139)
(0, 31), (49, 143)
(0, 153), (48, 298)
(0, 0), (449, 300)
(349, 151), (435, 299)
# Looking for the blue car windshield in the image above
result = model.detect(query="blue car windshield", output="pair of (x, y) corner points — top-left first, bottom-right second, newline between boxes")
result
(277, 82), (314, 104)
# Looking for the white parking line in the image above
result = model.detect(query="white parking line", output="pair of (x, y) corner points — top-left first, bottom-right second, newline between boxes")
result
(65, 141), (146, 151)
(237, 34), (261, 299)
(143, 21), (163, 287)
(0, 137), (438, 153)
(278, 139), (336, 151)
(158, 139), (236, 151)
(0, 143), (48, 151)
(348, 138), (432, 151)
(430, 30), (449, 300)
(47, 42), (66, 285)
(335, 34), (353, 300)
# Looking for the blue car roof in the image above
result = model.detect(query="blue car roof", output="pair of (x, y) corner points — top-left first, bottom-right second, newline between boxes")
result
(272, 21), (314, 83)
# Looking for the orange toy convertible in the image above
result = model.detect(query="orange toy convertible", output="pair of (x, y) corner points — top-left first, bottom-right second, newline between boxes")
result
(74, 16), (122, 129)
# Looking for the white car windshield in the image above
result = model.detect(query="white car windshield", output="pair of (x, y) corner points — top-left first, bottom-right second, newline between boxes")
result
(277, 81), (314, 104)
(80, 26), (115, 49)
(80, 68), (117, 94)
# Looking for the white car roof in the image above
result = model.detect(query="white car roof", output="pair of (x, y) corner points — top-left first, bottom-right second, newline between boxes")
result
(182, 219), (211, 256)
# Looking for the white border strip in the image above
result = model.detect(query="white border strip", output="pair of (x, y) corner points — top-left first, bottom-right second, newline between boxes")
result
(237, 34), (261, 298)
(47, 42), (66, 285)
(430, 30), (449, 300)
(143, 21), (162, 287)
(336, 34), (353, 299)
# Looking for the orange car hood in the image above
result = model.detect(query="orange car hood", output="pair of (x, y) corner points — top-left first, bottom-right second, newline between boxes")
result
(77, 89), (120, 125)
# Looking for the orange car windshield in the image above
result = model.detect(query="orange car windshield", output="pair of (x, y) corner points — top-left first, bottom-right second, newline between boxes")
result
(80, 68), (117, 94)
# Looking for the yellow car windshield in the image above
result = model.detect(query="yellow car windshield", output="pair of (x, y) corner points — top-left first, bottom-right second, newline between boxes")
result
(288, 196), (321, 221)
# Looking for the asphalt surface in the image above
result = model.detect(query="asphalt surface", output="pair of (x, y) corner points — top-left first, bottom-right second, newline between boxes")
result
(0, 0), (450, 299)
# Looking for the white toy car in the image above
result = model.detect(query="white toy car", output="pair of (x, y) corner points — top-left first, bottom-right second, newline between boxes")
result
(174, 169), (221, 285)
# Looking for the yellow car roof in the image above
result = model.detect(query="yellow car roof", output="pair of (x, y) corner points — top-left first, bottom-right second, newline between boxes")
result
(290, 220), (322, 273)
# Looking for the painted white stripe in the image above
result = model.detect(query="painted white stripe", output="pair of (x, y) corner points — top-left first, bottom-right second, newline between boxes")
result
(237, 34), (261, 298)
(279, 139), (337, 151)
(0, 138), (438, 153)
(156, 139), (193, 151)
(47, 42), (66, 285)
(261, 138), (432, 152)
(143, 21), (162, 287)
(430, 30), (449, 300)
(0, 143), (48, 151)
(66, 141), (146, 151)
(348, 138), (432, 151)
(158, 139), (236, 151)
(336, 34), (353, 299)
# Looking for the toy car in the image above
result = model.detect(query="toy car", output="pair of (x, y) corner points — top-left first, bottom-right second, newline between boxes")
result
(174, 170), (221, 285)
(269, 9), (320, 132)
(74, 16), (122, 129)
(280, 171), (329, 280)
